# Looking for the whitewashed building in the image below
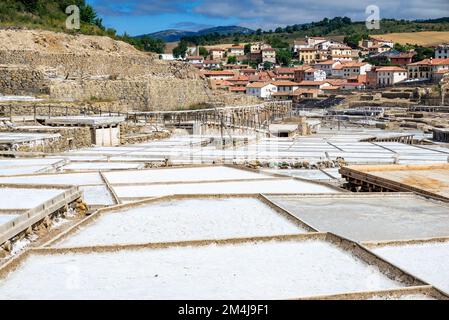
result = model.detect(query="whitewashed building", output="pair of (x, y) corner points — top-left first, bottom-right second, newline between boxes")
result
(376, 66), (408, 87)
(246, 82), (277, 99)
(304, 68), (327, 81)
(436, 44), (449, 59)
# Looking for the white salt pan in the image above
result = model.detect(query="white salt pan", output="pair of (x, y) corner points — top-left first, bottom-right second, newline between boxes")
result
(56, 198), (305, 247)
(104, 166), (274, 184)
(0, 240), (403, 299)
(373, 242), (449, 294)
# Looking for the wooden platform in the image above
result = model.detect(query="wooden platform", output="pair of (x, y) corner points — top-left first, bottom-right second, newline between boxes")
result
(340, 164), (449, 202)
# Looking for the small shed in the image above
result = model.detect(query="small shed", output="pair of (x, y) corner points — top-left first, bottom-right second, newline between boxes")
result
(44, 116), (125, 147)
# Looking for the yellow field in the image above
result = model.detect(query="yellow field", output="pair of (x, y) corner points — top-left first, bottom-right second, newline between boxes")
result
(377, 31), (449, 46)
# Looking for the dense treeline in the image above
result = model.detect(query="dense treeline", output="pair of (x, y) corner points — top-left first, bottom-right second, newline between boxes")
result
(178, 16), (449, 46)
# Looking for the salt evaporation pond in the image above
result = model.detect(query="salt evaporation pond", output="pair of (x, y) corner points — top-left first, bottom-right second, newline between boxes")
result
(55, 198), (305, 247)
(104, 166), (275, 185)
(0, 240), (404, 299)
(113, 179), (340, 199)
(373, 242), (449, 294)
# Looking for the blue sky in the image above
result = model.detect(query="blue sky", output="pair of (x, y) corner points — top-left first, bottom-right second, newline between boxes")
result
(87, 0), (449, 36)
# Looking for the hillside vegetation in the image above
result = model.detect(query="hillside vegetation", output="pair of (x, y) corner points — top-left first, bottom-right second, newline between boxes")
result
(180, 17), (449, 46)
(0, 0), (166, 53)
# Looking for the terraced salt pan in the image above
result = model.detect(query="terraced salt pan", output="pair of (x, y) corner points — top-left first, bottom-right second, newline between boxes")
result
(113, 179), (339, 199)
(0, 172), (104, 186)
(55, 198), (304, 247)
(0, 188), (64, 209)
(373, 242), (449, 294)
(0, 240), (403, 299)
(79, 186), (115, 206)
(104, 166), (274, 185)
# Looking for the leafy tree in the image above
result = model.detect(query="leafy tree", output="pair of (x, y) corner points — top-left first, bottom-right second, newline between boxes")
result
(276, 48), (292, 66)
(244, 43), (252, 54)
(267, 36), (289, 49)
(199, 46), (209, 58)
(173, 41), (188, 58)
(227, 56), (237, 64)
(263, 61), (273, 70)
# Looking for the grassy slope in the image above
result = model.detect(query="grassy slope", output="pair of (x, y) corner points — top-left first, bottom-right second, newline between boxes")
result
(0, 0), (113, 36)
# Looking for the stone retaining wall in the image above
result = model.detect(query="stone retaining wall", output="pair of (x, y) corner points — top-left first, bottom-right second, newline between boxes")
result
(0, 65), (49, 95)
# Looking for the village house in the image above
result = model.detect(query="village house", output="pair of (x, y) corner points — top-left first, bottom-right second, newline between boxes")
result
(316, 39), (345, 51)
(369, 36), (394, 48)
(186, 56), (204, 64)
(246, 82), (277, 99)
(296, 80), (332, 90)
(227, 75), (250, 87)
(272, 81), (300, 93)
(209, 48), (226, 61)
(369, 44), (393, 55)
(375, 66), (408, 87)
(436, 44), (449, 59)
(251, 42), (271, 53)
(390, 52), (415, 66)
(298, 47), (319, 64)
(304, 68), (327, 82)
(293, 40), (309, 53)
(229, 87), (247, 94)
(159, 54), (176, 61)
(240, 68), (257, 76)
(313, 60), (341, 76)
(329, 46), (353, 60)
(203, 60), (221, 70)
(292, 88), (321, 101)
(262, 48), (277, 64)
(228, 45), (245, 57)
(293, 66), (313, 82)
(273, 67), (296, 81)
(307, 36), (327, 47)
(340, 62), (372, 78)
(407, 58), (449, 81)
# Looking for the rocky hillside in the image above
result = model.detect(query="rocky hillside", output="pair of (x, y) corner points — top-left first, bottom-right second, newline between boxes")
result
(0, 29), (258, 111)
(0, 29), (142, 55)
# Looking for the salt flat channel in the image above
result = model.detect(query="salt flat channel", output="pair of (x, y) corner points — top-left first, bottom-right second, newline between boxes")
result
(55, 198), (305, 247)
(0, 188), (64, 209)
(373, 242), (449, 294)
(103, 166), (275, 185)
(113, 179), (339, 199)
(0, 240), (404, 299)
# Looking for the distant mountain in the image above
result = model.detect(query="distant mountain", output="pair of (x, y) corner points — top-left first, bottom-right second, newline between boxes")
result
(138, 26), (254, 42)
